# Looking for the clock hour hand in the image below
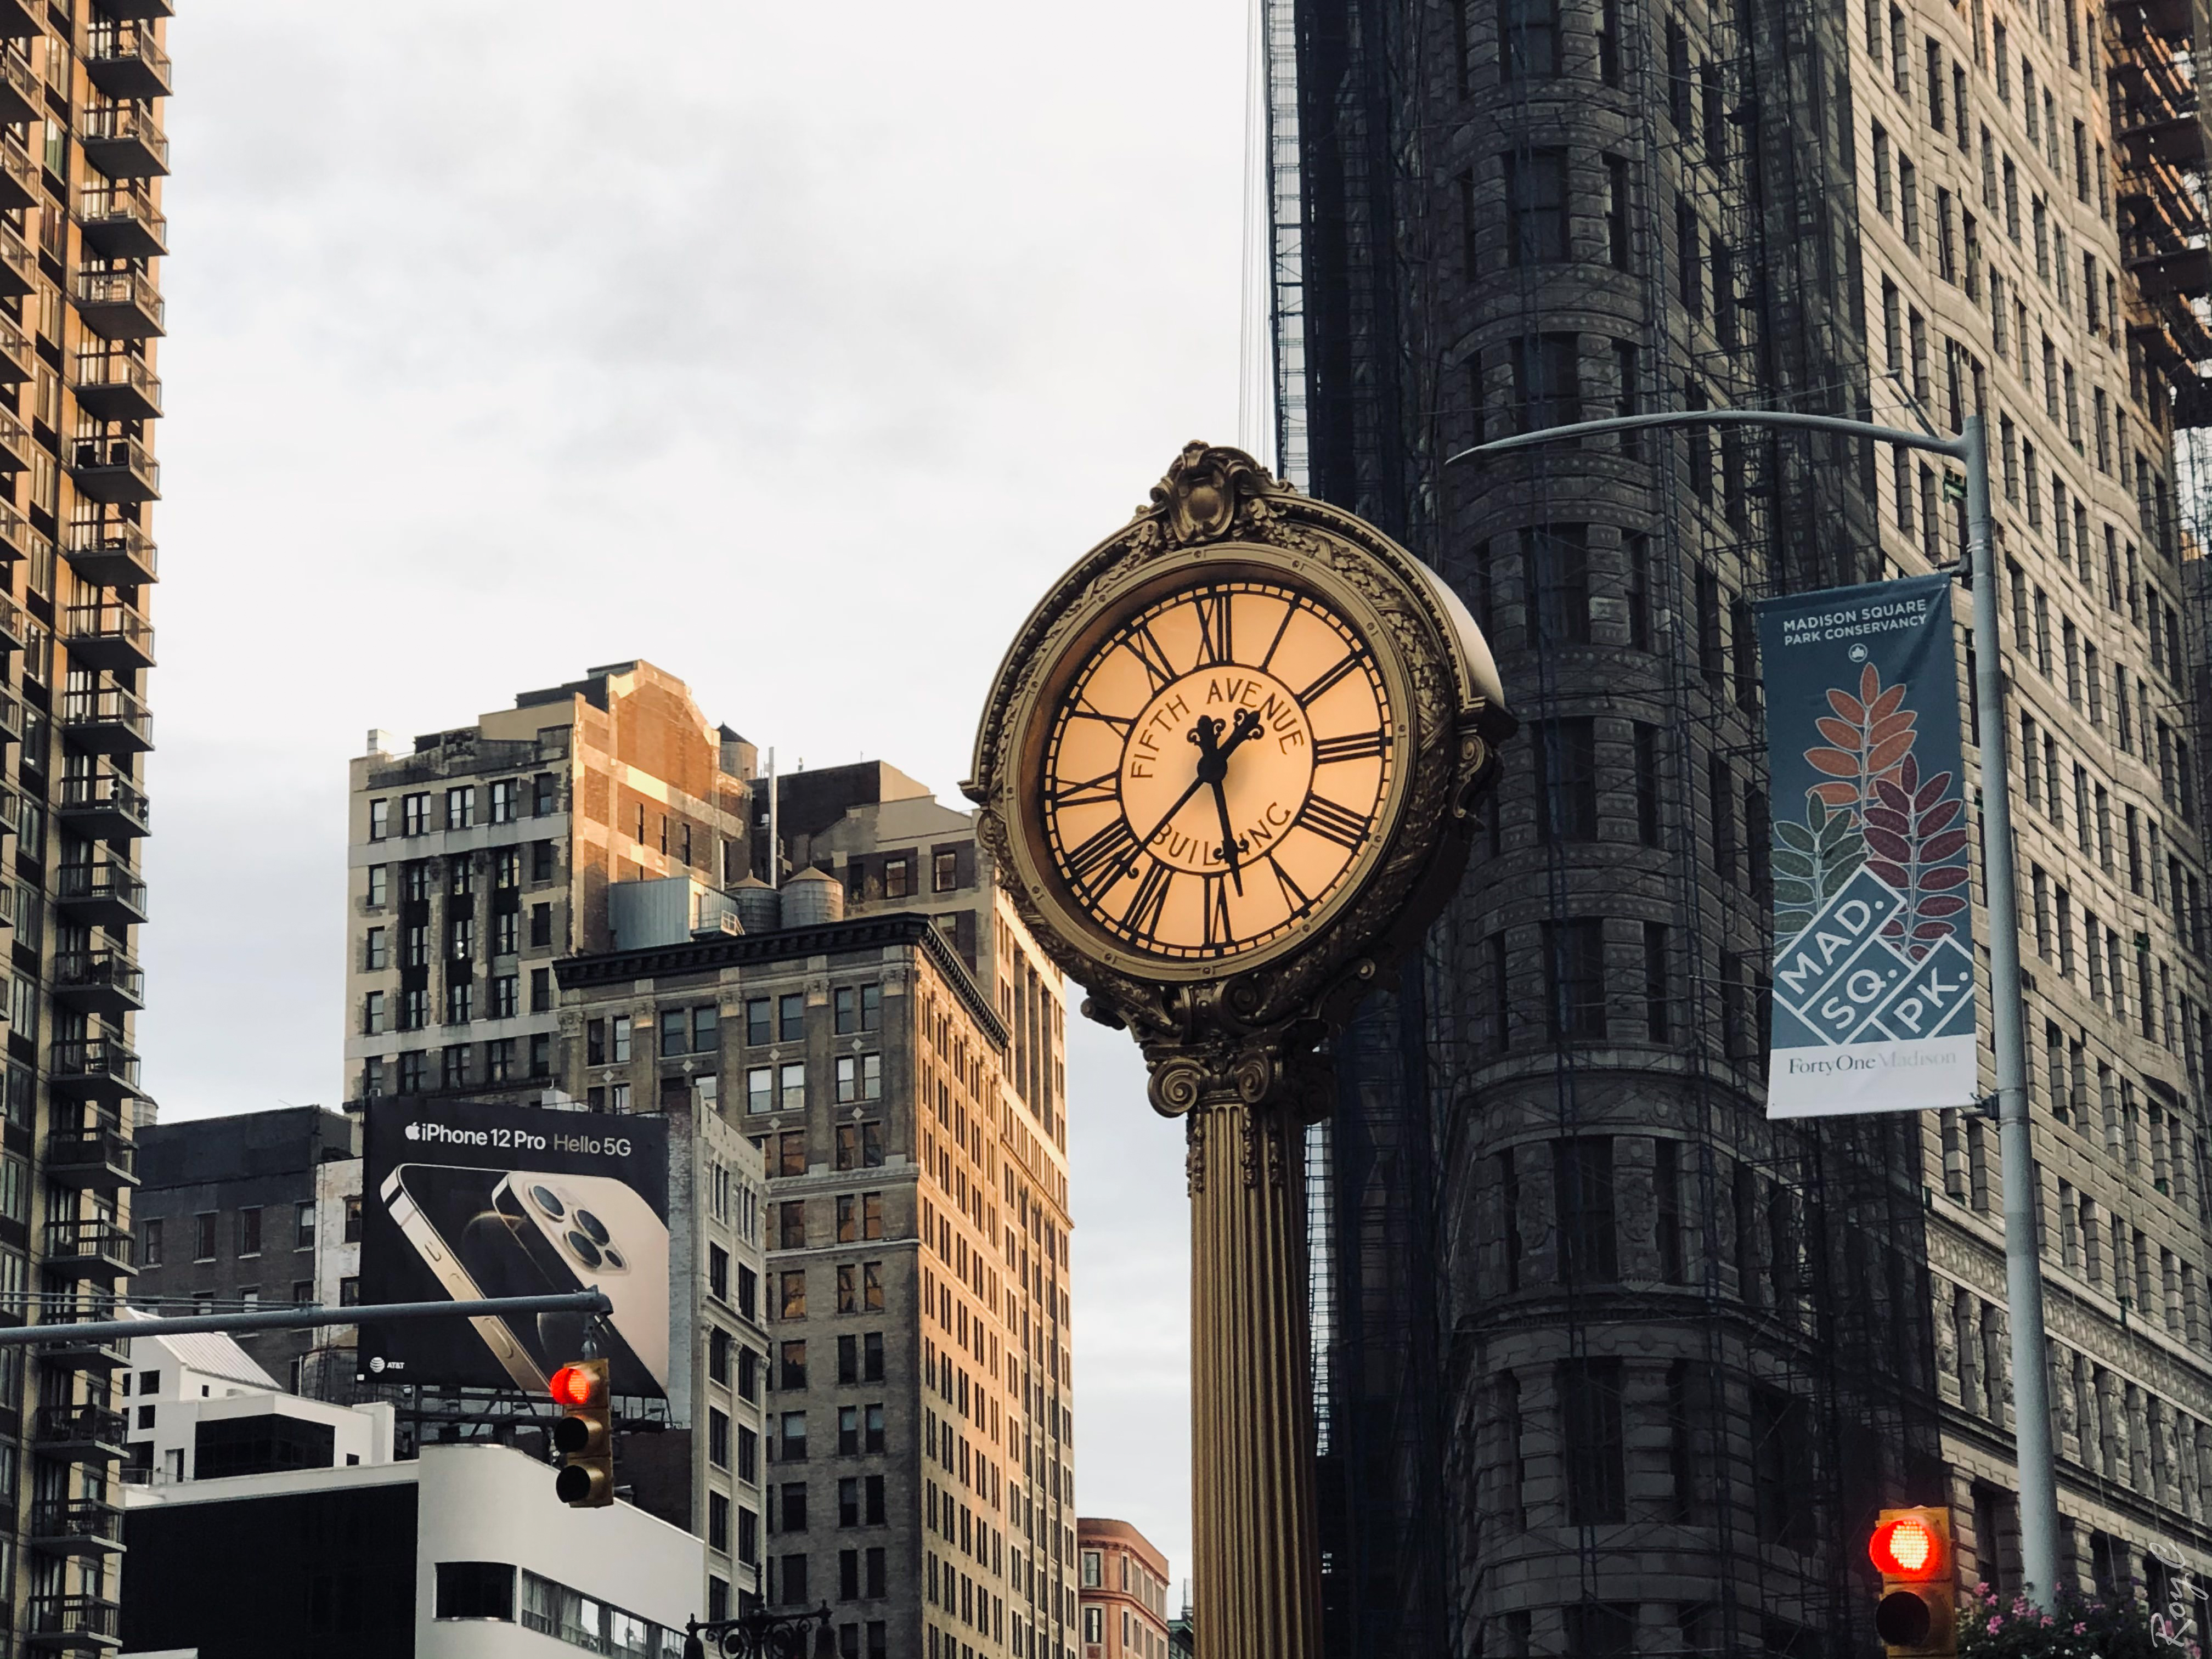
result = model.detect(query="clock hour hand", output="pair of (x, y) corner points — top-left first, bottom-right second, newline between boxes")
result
(1210, 778), (1245, 895)
(1215, 707), (1266, 762)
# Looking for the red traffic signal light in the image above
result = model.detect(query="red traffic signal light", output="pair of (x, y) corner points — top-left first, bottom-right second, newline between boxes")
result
(1870, 1508), (1956, 1658)
(550, 1357), (612, 1508)
(1871, 1513), (1946, 1579)
(550, 1364), (599, 1409)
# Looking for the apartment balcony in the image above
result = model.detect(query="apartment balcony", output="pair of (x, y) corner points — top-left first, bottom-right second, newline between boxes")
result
(64, 601), (154, 673)
(83, 25), (169, 100)
(68, 436), (159, 505)
(49, 1040), (142, 1106)
(40, 1219), (134, 1279)
(0, 48), (39, 126)
(31, 1403), (128, 1462)
(57, 771), (148, 840)
(24, 1594), (121, 1651)
(0, 220), (33, 301)
(64, 520), (156, 588)
(30, 1304), (126, 1372)
(74, 268), (163, 341)
(53, 948), (144, 1015)
(0, 589), (30, 652)
(0, 503), (49, 567)
(53, 859), (148, 927)
(71, 353), (160, 422)
(0, 688), (23, 745)
(28, 1498), (124, 1558)
(0, 313), (31, 385)
(76, 187), (165, 261)
(78, 101), (166, 180)
(58, 684), (151, 754)
(0, 0), (36, 39)
(0, 408), (33, 476)
(44, 1121), (138, 1189)
(92, 0), (171, 20)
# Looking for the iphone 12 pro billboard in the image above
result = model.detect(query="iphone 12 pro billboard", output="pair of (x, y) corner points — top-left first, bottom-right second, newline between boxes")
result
(358, 1098), (670, 1398)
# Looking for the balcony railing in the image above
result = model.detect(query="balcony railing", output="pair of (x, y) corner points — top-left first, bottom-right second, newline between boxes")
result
(0, 219), (32, 300)
(24, 1593), (120, 1647)
(78, 99), (166, 179)
(28, 1498), (123, 1554)
(40, 1219), (133, 1276)
(75, 187), (165, 261)
(82, 25), (169, 100)
(67, 435), (159, 504)
(28, 1299), (126, 1369)
(74, 268), (163, 340)
(49, 1039), (142, 1098)
(43, 1122), (137, 1188)
(0, 500), (46, 565)
(53, 859), (149, 926)
(0, 311), (30, 383)
(0, 47), (37, 126)
(72, 352), (162, 421)
(63, 600), (156, 672)
(56, 770), (148, 838)
(0, 407), (32, 474)
(0, 588), (29, 651)
(63, 519), (156, 587)
(0, 133), (35, 212)
(58, 684), (152, 753)
(31, 1402), (128, 1455)
(53, 948), (144, 1013)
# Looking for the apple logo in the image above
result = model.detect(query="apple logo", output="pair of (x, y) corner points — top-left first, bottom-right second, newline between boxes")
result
(404, 1122), (422, 1141)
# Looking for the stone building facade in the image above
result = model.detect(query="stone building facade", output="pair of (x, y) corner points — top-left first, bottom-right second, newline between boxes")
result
(1275, 0), (2212, 1648)
(1076, 1517), (1172, 1659)
(343, 661), (754, 1109)
(555, 902), (1076, 1659)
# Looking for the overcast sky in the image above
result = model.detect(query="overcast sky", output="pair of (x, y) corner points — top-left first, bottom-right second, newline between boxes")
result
(136, 0), (1251, 1587)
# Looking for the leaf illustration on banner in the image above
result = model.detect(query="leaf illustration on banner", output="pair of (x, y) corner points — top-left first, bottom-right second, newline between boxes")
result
(1869, 754), (1972, 960)
(1773, 790), (1867, 939)
(1804, 664), (1917, 814)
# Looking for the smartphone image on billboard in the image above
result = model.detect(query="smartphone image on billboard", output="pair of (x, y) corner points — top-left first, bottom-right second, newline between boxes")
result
(493, 1173), (670, 1397)
(380, 1163), (557, 1395)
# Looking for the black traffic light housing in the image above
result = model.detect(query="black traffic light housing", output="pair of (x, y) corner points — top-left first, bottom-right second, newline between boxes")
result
(551, 1358), (613, 1508)
(1870, 1506), (1957, 1658)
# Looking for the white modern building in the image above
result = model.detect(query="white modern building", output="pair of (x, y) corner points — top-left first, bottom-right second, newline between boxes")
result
(120, 1442), (704, 1656)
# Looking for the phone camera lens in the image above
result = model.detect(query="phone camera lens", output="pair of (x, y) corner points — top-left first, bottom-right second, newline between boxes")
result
(566, 1231), (602, 1269)
(602, 1248), (627, 1271)
(531, 1186), (565, 1218)
(574, 1209), (610, 1245)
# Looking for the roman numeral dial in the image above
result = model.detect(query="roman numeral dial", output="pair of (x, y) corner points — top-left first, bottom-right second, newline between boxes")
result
(1038, 579), (1397, 962)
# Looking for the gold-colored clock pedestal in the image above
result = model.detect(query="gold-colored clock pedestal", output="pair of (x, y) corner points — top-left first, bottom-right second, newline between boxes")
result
(967, 444), (1514, 1657)
(1183, 1079), (1327, 1659)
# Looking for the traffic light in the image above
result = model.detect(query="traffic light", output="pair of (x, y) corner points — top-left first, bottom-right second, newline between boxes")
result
(1870, 1508), (1956, 1658)
(550, 1359), (613, 1508)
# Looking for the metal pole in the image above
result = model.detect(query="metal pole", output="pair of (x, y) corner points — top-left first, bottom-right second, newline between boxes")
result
(1454, 406), (2062, 1603)
(1960, 411), (2062, 1607)
(0, 1289), (613, 1347)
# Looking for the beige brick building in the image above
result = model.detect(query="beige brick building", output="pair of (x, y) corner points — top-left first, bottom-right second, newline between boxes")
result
(553, 770), (1076, 1659)
(1076, 1517), (1171, 1659)
(343, 661), (753, 1108)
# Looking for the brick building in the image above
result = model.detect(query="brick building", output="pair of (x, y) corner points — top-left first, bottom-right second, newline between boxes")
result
(1076, 1518), (1171, 1659)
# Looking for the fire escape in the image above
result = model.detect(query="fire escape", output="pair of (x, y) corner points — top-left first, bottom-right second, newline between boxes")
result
(2109, 0), (2212, 424)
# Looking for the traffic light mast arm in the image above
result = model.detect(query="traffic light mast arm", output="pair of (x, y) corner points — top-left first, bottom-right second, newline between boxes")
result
(0, 1289), (614, 1347)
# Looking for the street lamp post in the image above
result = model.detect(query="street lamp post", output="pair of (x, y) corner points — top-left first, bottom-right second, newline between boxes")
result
(1448, 407), (2063, 1609)
(680, 1603), (835, 1659)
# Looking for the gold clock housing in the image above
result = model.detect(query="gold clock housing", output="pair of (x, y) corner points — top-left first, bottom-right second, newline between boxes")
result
(967, 444), (1515, 1103)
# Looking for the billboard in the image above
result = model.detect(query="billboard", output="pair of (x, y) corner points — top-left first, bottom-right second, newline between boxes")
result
(1755, 573), (1978, 1118)
(358, 1097), (670, 1398)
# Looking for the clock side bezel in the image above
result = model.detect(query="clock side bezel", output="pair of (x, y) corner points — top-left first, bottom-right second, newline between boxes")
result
(1005, 544), (1422, 985)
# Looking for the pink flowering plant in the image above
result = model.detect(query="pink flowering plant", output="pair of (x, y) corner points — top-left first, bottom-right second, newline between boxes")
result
(1955, 1581), (2183, 1659)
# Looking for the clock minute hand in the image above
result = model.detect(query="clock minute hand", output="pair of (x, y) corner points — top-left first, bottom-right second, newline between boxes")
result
(1124, 772), (1208, 877)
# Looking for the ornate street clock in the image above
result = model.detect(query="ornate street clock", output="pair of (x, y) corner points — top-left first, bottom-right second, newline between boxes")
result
(964, 443), (1514, 1659)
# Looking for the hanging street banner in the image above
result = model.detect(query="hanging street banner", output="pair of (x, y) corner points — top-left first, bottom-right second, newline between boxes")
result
(1755, 573), (1978, 1118)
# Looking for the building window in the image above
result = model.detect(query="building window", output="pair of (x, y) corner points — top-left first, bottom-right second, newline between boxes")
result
(488, 780), (517, 824)
(709, 1244), (730, 1302)
(433, 1562), (516, 1622)
(491, 975), (517, 1020)
(883, 856), (913, 899)
(779, 1201), (808, 1250)
(1544, 919), (1608, 1041)
(835, 1056), (883, 1105)
(833, 985), (882, 1035)
(835, 1122), (884, 1171)
(368, 799), (390, 841)
(193, 1212), (216, 1262)
(529, 968), (551, 1013)
(1505, 148), (1570, 264)
(363, 991), (387, 1037)
(402, 794), (430, 837)
(709, 1407), (731, 1469)
(781, 1063), (806, 1111)
(366, 865), (389, 906)
(932, 850), (958, 892)
(140, 1217), (161, 1266)
(529, 905), (552, 949)
(780, 1413), (808, 1462)
(780, 1271), (807, 1319)
(779, 994), (805, 1042)
(445, 787), (473, 831)
(238, 1206), (262, 1258)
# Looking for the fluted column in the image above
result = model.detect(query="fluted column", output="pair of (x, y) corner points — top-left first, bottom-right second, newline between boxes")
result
(1186, 1090), (1324, 1659)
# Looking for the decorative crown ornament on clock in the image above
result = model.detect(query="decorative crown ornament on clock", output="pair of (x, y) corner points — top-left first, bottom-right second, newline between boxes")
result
(964, 441), (1517, 1122)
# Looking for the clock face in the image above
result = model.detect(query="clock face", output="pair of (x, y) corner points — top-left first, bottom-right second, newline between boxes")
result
(1039, 579), (1397, 962)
